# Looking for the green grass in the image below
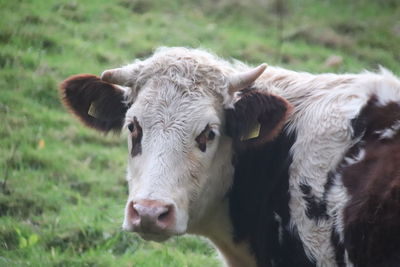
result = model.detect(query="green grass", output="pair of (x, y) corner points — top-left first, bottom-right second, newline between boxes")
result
(1, 0), (399, 266)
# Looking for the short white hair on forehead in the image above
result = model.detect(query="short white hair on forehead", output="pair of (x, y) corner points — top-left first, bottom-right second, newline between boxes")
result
(117, 47), (244, 104)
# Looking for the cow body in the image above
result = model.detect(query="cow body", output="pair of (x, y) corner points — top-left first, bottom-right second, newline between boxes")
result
(60, 47), (400, 267)
(228, 67), (400, 266)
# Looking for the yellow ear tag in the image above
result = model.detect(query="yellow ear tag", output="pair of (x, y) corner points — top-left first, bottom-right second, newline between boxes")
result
(88, 102), (98, 118)
(241, 123), (261, 141)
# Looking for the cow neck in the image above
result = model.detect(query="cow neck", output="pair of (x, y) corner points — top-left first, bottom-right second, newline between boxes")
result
(192, 198), (258, 267)
(182, 135), (257, 266)
(227, 131), (314, 267)
(194, 131), (302, 267)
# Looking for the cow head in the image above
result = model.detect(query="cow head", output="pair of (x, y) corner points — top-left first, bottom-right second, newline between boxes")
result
(60, 48), (291, 241)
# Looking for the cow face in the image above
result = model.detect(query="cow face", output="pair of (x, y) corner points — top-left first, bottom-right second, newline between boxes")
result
(121, 78), (229, 241)
(60, 48), (291, 242)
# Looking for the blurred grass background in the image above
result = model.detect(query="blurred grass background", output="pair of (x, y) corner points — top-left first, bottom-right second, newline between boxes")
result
(0, 0), (399, 266)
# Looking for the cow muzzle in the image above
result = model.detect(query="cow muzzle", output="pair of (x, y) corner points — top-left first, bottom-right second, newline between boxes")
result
(123, 199), (177, 241)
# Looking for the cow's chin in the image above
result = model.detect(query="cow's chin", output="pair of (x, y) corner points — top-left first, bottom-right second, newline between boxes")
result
(137, 232), (173, 242)
(131, 229), (186, 242)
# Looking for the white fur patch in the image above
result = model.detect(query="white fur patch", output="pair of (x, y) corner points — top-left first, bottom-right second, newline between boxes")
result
(345, 250), (354, 267)
(343, 148), (365, 166)
(274, 212), (284, 245)
(375, 120), (400, 140)
(326, 172), (349, 243)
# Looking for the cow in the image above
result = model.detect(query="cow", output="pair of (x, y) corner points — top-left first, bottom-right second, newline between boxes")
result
(60, 47), (400, 267)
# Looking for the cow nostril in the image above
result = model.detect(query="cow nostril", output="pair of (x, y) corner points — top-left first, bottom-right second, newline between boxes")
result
(158, 209), (170, 222)
(157, 205), (174, 227)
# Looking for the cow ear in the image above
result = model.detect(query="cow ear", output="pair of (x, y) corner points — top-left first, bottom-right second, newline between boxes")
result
(60, 74), (128, 132)
(225, 89), (292, 149)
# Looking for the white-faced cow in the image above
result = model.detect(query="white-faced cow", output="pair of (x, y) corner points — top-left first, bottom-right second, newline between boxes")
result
(60, 47), (400, 267)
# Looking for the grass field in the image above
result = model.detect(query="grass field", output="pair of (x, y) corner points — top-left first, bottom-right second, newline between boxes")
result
(1, 0), (399, 266)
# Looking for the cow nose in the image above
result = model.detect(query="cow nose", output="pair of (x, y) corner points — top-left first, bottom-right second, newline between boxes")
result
(128, 200), (175, 232)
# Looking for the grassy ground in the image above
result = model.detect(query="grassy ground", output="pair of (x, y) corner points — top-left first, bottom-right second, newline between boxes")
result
(0, 0), (399, 266)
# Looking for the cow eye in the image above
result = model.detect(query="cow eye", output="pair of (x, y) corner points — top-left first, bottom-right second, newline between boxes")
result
(195, 125), (215, 152)
(208, 130), (215, 141)
(130, 117), (142, 157)
(127, 122), (135, 132)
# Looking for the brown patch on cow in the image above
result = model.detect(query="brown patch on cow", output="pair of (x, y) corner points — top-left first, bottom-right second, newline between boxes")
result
(130, 116), (142, 157)
(342, 97), (400, 266)
(60, 74), (128, 132)
(351, 95), (400, 140)
(225, 89), (292, 150)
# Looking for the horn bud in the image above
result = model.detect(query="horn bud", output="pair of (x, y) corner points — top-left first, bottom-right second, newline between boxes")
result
(228, 63), (268, 94)
(100, 66), (133, 85)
